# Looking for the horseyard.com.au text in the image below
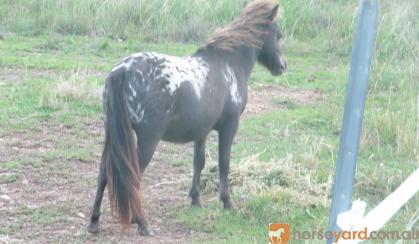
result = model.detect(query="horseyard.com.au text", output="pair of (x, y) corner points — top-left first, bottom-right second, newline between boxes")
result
(291, 228), (419, 242)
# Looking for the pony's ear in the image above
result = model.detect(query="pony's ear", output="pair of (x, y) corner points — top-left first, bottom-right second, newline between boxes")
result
(243, 0), (248, 9)
(269, 5), (279, 20)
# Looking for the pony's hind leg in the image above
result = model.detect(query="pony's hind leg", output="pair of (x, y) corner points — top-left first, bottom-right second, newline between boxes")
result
(135, 129), (161, 174)
(133, 126), (162, 236)
(87, 163), (107, 233)
(134, 211), (152, 236)
(189, 135), (208, 207)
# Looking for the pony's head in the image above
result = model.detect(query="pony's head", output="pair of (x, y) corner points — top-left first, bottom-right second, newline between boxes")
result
(206, 0), (287, 76)
(257, 4), (287, 76)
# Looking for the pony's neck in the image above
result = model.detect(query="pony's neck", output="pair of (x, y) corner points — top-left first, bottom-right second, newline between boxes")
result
(194, 45), (259, 83)
(232, 45), (259, 82)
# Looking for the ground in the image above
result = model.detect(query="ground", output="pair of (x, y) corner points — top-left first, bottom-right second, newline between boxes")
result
(0, 34), (417, 243)
(0, 65), (323, 243)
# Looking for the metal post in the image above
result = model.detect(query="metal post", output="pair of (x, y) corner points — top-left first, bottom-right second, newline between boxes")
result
(326, 0), (379, 243)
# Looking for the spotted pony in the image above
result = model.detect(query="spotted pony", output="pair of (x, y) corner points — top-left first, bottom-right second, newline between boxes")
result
(88, 0), (287, 236)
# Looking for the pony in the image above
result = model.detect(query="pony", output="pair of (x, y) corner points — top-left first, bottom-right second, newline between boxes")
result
(87, 0), (287, 236)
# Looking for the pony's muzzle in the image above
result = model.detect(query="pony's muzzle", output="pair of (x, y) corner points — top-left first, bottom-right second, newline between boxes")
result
(280, 57), (287, 71)
(271, 57), (287, 76)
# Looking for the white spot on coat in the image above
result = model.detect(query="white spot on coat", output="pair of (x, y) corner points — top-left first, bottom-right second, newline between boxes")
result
(112, 52), (211, 124)
(127, 104), (140, 123)
(112, 58), (134, 72)
(129, 81), (136, 97)
(223, 65), (242, 105)
(132, 52), (209, 99)
(128, 102), (144, 124)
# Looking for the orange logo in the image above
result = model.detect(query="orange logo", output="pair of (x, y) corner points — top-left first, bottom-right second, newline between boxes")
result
(269, 223), (290, 244)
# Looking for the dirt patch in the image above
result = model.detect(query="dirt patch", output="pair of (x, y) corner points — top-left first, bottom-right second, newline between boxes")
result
(243, 85), (326, 117)
(0, 120), (197, 243)
(0, 81), (325, 243)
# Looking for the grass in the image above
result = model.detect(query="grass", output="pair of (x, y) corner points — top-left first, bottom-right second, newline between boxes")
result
(0, 173), (19, 184)
(0, 0), (418, 243)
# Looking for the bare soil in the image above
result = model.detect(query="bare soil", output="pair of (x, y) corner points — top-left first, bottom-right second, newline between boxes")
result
(0, 73), (325, 243)
(244, 85), (325, 117)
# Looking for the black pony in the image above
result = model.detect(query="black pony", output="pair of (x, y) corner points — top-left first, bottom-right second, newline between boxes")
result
(88, 0), (287, 235)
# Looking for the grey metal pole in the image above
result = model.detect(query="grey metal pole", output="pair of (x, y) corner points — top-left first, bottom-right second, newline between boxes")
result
(326, 0), (379, 243)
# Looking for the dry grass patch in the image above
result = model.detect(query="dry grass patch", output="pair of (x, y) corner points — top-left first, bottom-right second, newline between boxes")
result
(42, 69), (105, 109)
(55, 69), (104, 101)
(199, 152), (333, 208)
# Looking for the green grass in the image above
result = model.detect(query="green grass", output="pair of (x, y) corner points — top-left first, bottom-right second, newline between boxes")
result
(0, 173), (19, 184)
(11, 204), (75, 225)
(0, 0), (243, 41)
(0, 223), (22, 236)
(0, 0), (418, 243)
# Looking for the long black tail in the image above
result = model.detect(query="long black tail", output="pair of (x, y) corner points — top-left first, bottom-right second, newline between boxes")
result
(101, 69), (142, 228)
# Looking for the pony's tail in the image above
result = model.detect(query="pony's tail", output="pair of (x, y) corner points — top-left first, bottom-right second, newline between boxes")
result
(102, 69), (142, 229)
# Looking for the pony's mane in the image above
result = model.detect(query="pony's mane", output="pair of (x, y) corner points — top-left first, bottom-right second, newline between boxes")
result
(206, 0), (280, 52)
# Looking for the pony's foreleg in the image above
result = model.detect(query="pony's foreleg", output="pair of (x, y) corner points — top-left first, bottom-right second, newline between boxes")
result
(87, 163), (107, 233)
(218, 118), (239, 209)
(189, 136), (208, 207)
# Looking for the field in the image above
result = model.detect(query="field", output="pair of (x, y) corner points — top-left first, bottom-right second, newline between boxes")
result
(0, 0), (418, 243)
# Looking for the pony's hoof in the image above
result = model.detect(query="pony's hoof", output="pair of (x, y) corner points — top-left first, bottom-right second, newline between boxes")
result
(191, 197), (202, 208)
(87, 222), (99, 233)
(137, 225), (154, 236)
(223, 200), (234, 210)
